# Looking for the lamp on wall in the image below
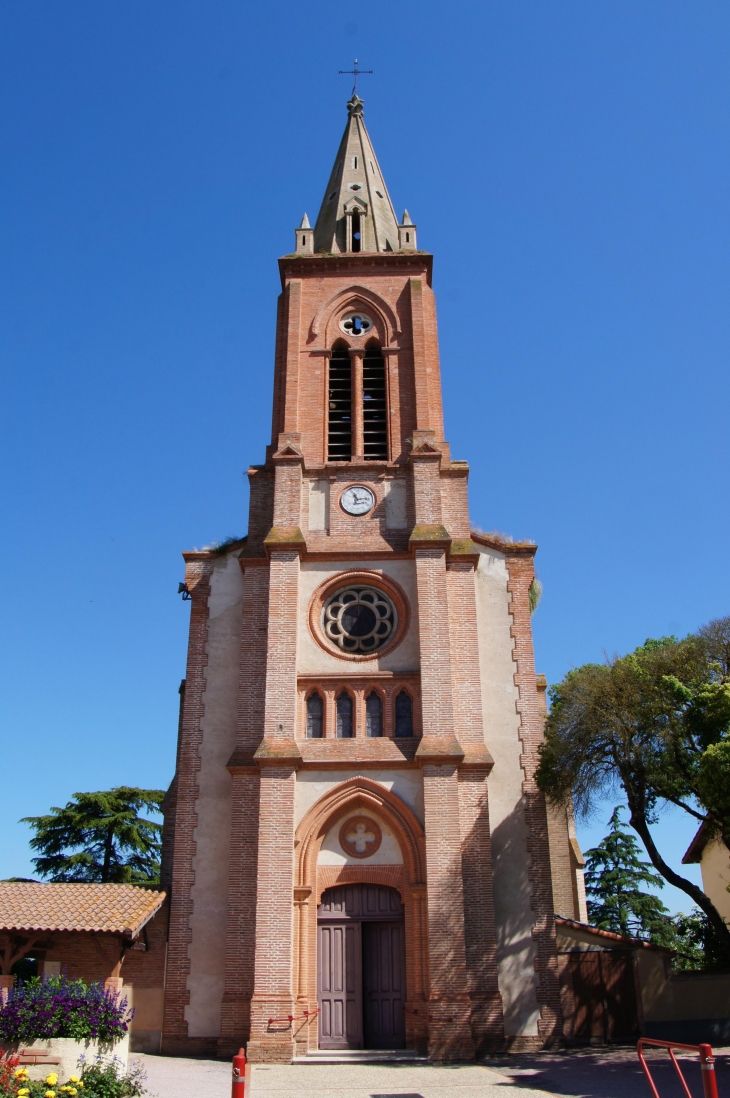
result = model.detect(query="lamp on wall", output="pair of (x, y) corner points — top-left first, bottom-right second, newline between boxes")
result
(178, 582), (191, 601)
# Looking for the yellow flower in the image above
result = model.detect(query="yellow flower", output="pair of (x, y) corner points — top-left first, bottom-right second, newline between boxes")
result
(68, 1078), (79, 1085)
(14, 1069), (29, 1078)
(46, 1074), (59, 1085)
(17, 1089), (29, 1095)
(45, 1090), (56, 1097)
(68, 1090), (78, 1095)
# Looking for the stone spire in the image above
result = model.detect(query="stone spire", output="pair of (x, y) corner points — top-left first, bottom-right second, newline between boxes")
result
(313, 96), (400, 254)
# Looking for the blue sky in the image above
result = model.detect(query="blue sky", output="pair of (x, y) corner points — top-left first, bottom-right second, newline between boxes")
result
(2, 1), (728, 912)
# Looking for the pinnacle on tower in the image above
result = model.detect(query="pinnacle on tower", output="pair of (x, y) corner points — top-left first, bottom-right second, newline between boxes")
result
(312, 98), (400, 254)
(299, 213), (311, 228)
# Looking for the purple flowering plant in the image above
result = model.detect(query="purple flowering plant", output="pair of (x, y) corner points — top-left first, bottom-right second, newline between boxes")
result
(0, 977), (132, 1047)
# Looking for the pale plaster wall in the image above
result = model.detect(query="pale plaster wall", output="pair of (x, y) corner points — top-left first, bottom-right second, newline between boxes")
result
(473, 544), (541, 1037)
(295, 770), (425, 827)
(384, 479), (408, 529)
(318, 808), (404, 865)
(700, 837), (730, 923)
(185, 553), (244, 1038)
(298, 559), (420, 674)
(308, 479), (329, 531)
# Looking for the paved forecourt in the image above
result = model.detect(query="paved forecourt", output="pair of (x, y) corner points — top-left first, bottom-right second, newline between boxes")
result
(246, 1060), (556, 1097)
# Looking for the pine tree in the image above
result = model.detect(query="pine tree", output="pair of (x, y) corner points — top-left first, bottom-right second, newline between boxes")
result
(584, 806), (675, 945)
(21, 787), (165, 885)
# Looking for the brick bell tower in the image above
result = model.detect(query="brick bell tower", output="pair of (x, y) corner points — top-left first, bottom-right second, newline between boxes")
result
(161, 95), (585, 1063)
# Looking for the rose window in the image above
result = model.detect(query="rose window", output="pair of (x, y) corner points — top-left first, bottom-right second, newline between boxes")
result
(322, 585), (396, 654)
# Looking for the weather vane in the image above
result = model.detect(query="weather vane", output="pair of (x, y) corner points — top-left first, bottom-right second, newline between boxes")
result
(339, 59), (373, 97)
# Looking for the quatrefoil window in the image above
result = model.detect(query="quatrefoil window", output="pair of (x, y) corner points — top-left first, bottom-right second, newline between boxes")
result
(322, 585), (396, 654)
(339, 312), (373, 337)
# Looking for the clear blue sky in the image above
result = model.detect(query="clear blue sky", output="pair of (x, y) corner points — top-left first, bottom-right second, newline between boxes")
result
(2, 1), (728, 912)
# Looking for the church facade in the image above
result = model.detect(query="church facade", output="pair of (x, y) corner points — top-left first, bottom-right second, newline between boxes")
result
(160, 96), (587, 1062)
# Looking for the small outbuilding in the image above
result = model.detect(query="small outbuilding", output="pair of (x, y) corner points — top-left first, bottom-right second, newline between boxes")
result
(557, 915), (730, 1045)
(0, 882), (168, 1053)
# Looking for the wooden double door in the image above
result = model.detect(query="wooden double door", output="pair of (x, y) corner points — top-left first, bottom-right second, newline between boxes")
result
(567, 950), (640, 1041)
(317, 884), (406, 1050)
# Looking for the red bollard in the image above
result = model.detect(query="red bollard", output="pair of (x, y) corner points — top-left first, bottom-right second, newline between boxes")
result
(232, 1048), (246, 1098)
(699, 1044), (719, 1098)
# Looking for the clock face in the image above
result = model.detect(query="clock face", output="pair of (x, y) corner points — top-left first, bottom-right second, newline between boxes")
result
(340, 485), (375, 516)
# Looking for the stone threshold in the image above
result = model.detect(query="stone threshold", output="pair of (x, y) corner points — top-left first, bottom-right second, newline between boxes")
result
(293, 1048), (428, 1064)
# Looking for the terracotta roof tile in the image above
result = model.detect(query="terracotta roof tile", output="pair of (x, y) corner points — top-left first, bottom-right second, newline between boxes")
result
(0, 883), (166, 936)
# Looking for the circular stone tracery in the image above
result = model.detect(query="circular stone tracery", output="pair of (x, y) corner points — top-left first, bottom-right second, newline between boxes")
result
(322, 585), (396, 654)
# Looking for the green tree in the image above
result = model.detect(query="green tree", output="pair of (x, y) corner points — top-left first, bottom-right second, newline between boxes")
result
(671, 907), (729, 972)
(584, 806), (675, 945)
(21, 787), (165, 885)
(535, 617), (730, 962)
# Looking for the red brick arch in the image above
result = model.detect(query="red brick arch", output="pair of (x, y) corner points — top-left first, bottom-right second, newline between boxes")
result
(291, 776), (429, 1054)
(309, 285), (401, 345)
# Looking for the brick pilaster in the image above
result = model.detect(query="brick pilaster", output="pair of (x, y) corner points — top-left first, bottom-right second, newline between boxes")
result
(414, 544), (474, 1060)
(247, 547), (301, 1061)
(409, 276), (445, 439)
(421, 762), (475, 1060)
(458, 771), (504, 1052)
(218, 560), (270, 1056)
(282, 279), (302, 435)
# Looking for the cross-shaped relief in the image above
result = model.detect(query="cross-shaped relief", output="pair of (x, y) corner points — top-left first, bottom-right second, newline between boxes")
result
(338, 815), (383, 859)
(346, 822), (376, 854)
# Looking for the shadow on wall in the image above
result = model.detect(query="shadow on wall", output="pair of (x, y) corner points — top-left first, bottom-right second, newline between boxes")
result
(486, 801), (543, 1039)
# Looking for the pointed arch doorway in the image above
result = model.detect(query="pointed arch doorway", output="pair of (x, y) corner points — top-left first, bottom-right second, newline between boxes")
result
(317, 884), (406, 1050)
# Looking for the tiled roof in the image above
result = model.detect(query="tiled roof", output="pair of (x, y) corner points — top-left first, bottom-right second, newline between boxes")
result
(0, 883), (166, 936)
(555, 915), (673, 953)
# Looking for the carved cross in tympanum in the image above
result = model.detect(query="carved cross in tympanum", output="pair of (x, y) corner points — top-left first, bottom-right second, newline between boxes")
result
(346, 822), (376, 854)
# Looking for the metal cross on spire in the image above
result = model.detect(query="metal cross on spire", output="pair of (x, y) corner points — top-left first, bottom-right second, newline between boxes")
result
(339, 59), (373, 97)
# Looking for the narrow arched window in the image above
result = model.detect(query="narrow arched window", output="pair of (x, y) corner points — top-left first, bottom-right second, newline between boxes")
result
(328, 345), (352, 461)
(336, 693), (353, 738)
(363, 343), (387, 460)
(395, 691), (413, 738)
(366, 692), (382, 738)
(306, 693), (323, 738)
(351, 210), (362, 252)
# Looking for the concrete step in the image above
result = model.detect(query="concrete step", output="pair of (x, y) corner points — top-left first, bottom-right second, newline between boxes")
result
(293, 1048), (428, 1064)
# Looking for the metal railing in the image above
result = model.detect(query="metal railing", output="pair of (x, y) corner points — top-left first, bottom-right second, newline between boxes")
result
(638, 1038), (720, 1098)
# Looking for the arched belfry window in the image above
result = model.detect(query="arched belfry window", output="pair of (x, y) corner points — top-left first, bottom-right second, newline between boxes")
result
(351, 210), (362, 252)
(336, 692), (354, 738)
(395, 691), (413, 738)
(366, 692), (382, 737)
(328, 344), (352, 461)
(306, 692), (323, 738)
(363, 342), (388, 460)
